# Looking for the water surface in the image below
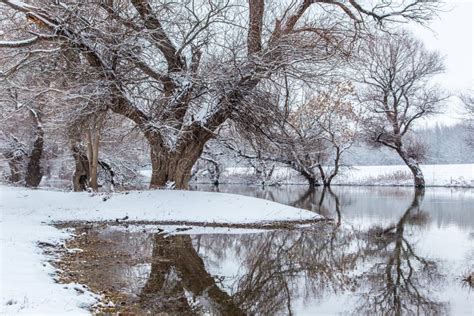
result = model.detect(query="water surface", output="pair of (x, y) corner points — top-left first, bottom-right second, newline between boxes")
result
(67, 186), (474, 315)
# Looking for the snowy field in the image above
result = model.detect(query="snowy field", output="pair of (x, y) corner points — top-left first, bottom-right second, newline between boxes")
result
(0, 186), (320, 315)
(334, 163), (474, 187)
(180, 163), (474, 187)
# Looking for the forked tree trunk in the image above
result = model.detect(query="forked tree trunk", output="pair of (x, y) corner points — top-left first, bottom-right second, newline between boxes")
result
(301, 170), (320, 187)
(326, 146), (341, 187)
(307, 176), (319, 187)
(85, 112), (105, 192)
(317, 164), (328, 187)
(149, 140), (206, 190)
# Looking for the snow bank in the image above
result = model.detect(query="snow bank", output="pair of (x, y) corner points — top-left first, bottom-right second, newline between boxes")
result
(1, 186), (319, 224)
(0, 185), (319, 314)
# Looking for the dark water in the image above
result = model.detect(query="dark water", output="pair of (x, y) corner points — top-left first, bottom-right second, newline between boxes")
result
(80, 186), (474, 315)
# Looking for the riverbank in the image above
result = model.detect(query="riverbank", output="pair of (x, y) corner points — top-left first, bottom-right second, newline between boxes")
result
(0, 185), (321, 314)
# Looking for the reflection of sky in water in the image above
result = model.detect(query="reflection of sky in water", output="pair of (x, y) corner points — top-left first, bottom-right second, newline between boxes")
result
(190, 185), (473, 315)
(192, 185), (474, 230)
(90, 186), (473, 315)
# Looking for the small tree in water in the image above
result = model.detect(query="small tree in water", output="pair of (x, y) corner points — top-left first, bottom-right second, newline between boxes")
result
(356, 31), (445, 188)
(299, 83), (360, 187)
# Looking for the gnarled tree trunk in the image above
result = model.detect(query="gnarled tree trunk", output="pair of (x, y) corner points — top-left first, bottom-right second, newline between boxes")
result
(25, 108), (44, 187)
(397, 149), (425, 189)
(149, 137), (208, 189)
(317, 146), (341, 187)
(71, 140), (90, 192)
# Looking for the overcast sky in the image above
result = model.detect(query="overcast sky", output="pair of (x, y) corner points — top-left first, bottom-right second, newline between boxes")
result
(410, 0), (473, 126)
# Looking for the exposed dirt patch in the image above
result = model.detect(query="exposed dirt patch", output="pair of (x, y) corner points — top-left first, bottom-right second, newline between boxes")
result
(53, 217), (330, 231)
(43, 224), (149, 314)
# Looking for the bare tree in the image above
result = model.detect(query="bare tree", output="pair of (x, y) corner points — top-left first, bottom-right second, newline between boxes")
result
(356, 31), (445, 188)
(0, 0), (441, 189)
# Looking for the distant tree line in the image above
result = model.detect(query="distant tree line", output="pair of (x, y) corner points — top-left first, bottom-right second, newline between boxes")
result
(345, 123), (473, 166)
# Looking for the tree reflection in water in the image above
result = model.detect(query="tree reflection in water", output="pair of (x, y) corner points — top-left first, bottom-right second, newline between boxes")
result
(355, 189), (446, 315)
(182, 188), (358, 315)
(139, 234), (244, 315)
(184, 188), (446, 315)
(231, 225), (359, 314)
(78, 188), (448, 315)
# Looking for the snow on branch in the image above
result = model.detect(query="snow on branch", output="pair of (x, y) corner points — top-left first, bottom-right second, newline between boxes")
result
(0, 37), (39, 48)
(0, 0), (38, 12)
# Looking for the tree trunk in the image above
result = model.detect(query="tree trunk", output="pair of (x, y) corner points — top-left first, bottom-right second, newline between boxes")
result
(25, 110), (44, 187)
(397, 149), (425, 188)
(201, 156), (220, 186)
(317, 164), (328, 187)
(8, 156), (24, 183)
(86, 129), (101, 191)
(98, 160), (115, 191)
(210, 161), (220, 186)
(85, 113), (104, 192)
(407, 161), (425, 188)
(325, 146), (341, 187)
(71, 141), (90, 192)
(149, 140), (206, 190)
(302, 170), (320, 187)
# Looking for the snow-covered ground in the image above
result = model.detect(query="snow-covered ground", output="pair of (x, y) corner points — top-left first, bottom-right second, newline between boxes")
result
(0, 186), (320, 315)
(178, 163), (474, 187)
(334, 163), (474, 187)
